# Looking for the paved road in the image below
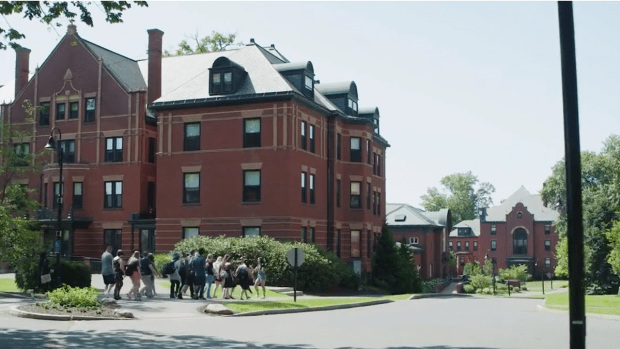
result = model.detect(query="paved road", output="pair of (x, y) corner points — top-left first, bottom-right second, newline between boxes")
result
(1, 293), (619, 349)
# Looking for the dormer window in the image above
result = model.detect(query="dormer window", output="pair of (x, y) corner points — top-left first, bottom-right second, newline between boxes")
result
(210, 57), (247, 95)
(348, 98), (358, 113)
(305, 76), (313, 90)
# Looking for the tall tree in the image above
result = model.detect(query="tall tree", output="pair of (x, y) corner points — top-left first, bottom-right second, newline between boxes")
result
(541, 134), (620, 293)
(420, 171), (495, 226)
(0, 1), (148, 49)
(164, 31), (243, 57)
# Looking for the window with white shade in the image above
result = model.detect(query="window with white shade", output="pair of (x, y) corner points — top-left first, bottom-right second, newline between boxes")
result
(104, 181), (122, 208)
(183, 173), (200, 204)
(350, 182), (361, 209)
(105, 137), (123, 162)
(244, 118), (261, 148)
(350, 137), (361, 162)
(243, 170), (261, 202)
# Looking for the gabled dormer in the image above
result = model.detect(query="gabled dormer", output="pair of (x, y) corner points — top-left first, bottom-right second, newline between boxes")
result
(315, 81), (358, 116)
(358, 107), (380, 134)
(209, 57), (247, 95)
(273, 61), (314, 99)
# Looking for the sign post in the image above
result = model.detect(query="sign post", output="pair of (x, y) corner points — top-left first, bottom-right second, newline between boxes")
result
(287, 247), (305, 302)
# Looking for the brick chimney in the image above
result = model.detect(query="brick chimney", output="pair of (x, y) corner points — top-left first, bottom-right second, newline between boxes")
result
(147, 29), (164, 105)
(14, 46), (31, 98)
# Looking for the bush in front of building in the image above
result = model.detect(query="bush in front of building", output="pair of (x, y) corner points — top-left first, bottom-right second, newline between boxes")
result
(15, 256), (91, 292)
(173, 235), (359, 292)
(463, 284), (475, 293)
(153, 253), (172, 276)
(470, 274), (492, 291)
(47, 285), (100, 310)
(497, 264), (529, 283)
(59, 259), (92, 288)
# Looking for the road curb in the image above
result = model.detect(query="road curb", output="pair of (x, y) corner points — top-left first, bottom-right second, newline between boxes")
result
(536, 304), (620, 321)
(9, 305), (131, 321)
(225, 299), (393, 317)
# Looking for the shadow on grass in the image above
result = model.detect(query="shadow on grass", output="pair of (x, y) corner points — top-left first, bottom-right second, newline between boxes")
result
(0, 328), (502, 349)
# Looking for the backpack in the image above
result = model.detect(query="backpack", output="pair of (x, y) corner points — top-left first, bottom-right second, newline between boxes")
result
(162, 260), (175, 275)
(125, 263), (134, 277)
(178, 258), (188, 276)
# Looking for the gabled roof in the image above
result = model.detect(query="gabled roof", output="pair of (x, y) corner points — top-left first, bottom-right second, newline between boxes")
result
(485, 186), (559, 222)
(81, 39), (147, 92)
(449, 219), (481, 237)
(386, 203), (444, 227)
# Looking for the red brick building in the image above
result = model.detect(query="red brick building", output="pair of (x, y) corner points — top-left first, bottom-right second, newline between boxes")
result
(1, 27), (389, 273)
(0, 25), (160, 258)
(148, 40), (389, 273)
(448, 186), (559, 277)
(385, 204), (451, 280)
(448, 219), (480, 276)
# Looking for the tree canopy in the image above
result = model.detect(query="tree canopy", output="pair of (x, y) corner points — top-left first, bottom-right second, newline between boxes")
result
(420, 171), (495, 226)
(541, 134), (620, 294)
(164, 31), (243, 57)
(0, 1), (148, 49)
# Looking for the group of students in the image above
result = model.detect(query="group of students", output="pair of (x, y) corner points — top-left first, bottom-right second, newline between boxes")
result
(100, 246), (267, 301)
(166, 248), (267, 300)
(101, 246), (160, 301)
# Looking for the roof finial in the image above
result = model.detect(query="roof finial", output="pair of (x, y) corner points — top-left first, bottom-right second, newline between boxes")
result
(67, 22), (77, 36)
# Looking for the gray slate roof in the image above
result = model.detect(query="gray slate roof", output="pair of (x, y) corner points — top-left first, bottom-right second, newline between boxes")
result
(315, 81), (355, 96)
(273, 62), (311, 72)
(449, 219), (481, 237)
(81, 39), (147, 92)
(485, 186), (559, 222)
(386, 203), (444, 227)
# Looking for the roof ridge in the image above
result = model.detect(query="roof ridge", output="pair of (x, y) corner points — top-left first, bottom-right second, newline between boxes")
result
(81, 38), (138, 63)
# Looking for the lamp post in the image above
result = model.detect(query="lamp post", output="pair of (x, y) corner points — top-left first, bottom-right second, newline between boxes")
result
(44, 127), (63, 288)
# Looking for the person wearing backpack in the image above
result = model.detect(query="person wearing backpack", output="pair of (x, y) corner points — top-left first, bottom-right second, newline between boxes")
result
(168, 252), (181, 298)
(191, 248), (206, 300)
(236, 259), (252, 300)
(179, 250), (195, 299)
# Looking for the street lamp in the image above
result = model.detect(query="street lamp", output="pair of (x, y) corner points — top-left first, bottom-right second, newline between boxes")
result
(44, 127), (63, 288)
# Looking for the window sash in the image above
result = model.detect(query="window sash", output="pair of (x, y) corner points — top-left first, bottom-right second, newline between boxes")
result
(491, 240), (497, 250)
(183, 173), (200, 204)
(366, 183), (371, 210)
(183, 227), (199, 239)
(73, 182), (83, 209)
(301, 172), (307, 203)
(244, 119), (261, 148)
(309, 174), (315, 204)
(70, 102), (79, 119)
(39, 103), (50, 126)
(351, 230), (360, 258)
(184, 123), (201, 151)
(244, 227), (260, 238)
(309, 125), (315, 153)
(350, 137), (361, 162)
(350, 182), (361, 209)
(104, 181), (122, 208)
(84, 98), (96, 122)
(105, 137), (123, 162)
(301, 227), (307, 242)
(336, 180), (341, 208)
(56, 103), (65, 120)
(300, 121), (307, 150)
(243, 170), (261, 202)
(305, 76), (313, 89)
(366, 140), (371, 164)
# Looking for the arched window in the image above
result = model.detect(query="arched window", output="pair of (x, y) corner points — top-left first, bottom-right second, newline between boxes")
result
(513, 228), (528, 255)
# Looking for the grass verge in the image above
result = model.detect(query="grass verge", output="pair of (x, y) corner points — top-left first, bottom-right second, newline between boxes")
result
(545, 292), (620, 316)
(525, 280), (569, 291)
(225, 297), (381, 313)
(158, 280), (287, 299)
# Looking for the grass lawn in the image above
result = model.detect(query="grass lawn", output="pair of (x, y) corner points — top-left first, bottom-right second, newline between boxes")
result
(225, 297), (381, 313)
(158, 280), (287, 299)
(545, 292), (620, 316)
(0, 279), (19, 292)
(526, 280), (569, 291)
(382, 294), (413, 301)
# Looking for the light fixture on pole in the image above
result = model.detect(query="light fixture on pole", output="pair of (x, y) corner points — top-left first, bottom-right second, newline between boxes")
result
(44, 127), (63, 288)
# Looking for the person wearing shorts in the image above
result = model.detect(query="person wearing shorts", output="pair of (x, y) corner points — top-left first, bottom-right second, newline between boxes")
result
(101, 246), (115, 298)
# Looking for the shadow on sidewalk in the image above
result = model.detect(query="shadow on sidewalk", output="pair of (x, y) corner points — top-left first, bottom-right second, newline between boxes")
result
(0, 328), (502, 349)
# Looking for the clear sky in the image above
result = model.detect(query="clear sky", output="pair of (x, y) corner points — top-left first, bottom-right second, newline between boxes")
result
(1, 1), (618, 208)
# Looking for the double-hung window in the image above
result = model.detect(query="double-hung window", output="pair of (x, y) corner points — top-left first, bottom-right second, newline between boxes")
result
(104, 181), (122, 208)
(465, 241), (470, 251)
(243, 118), (261, 148)
(39, 102), (50, 126)
(56, 103), (65, 120)
(243, 227), (260, 238)
(366, 183), (371, 210)
(474, 241), (478, 251)
(545, 224), (551, 234)
(73, 182), (83, 209)
(350, 137), (361, 162)
(350, 182), (361, 209)
(336, 179), (341, 208)
(184, 123), (200, 151)
(183, 227), (199, 239)
(223, 72), (233, 92)
(377, 155), (381, 176)
(545, 240), (551, 251)
(60, 140), (75, 163)
(14, 143), (30, 166)
(310, 227), (315, 243)
(457, 241), (462, 251)
(337, 134), (341, 160)
(301, 172), (307, 203)
(301, 227), (307, 242)
(300, 121), (307, 150)
(491, 240), (497, 251)
(304, 76), (313, 90)
(377, 192), (381, 215)
(183, 173), (200, 204)
(105, 137), (123, 162)
(309, 174), (315, 204)
(366, 140), (371, 164)
(373, 191), (377, 215)
(53, 182), (63, 210)
(243, 170), (261, 202)
(449, 241), (453, 251)
(309, 125), (315, 153)
(84, 98), (96, 122)
(491, 224), (497, 235)
(69, 102), (79, 119)
(545, 258), (551, 268)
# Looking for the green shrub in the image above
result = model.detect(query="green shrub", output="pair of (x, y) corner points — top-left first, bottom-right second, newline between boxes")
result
(47, 285), (100, 310)
(14, 254), (43, 292)
(463, 284), (475, 293)
(482, 287), (492, 294)
(463, 262), (482, 276)
(173, 236), (358, 291)
(59, 259), (91, 288)
(154, 253), (172, 276)
(498, 265), (529, 283)
(422, 279), (443, 293)
(470, 274), (492, 290)
(521, 286), (528, 291)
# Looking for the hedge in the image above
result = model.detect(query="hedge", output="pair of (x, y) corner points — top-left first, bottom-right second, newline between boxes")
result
(164, 235), (359, 292)
(14, 257), (91, 292)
